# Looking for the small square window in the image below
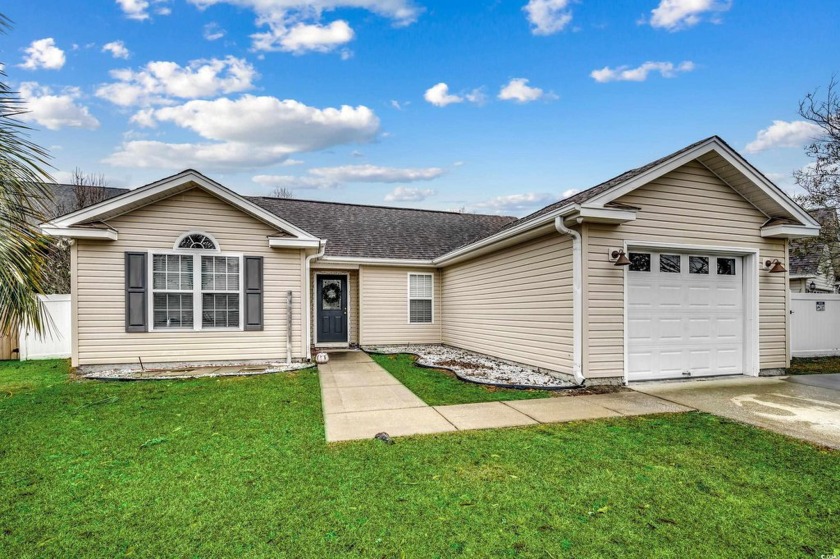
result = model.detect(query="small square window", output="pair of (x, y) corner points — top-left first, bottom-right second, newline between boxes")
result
(660, 254), (681, 273)
(629, 253), (651, 272)
(716, 258), (736, 275)
(689, 256), (709, 274)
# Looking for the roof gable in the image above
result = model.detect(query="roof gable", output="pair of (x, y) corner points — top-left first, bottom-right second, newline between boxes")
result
(503, 136), (820, 234)
(47, 169), (319, 241)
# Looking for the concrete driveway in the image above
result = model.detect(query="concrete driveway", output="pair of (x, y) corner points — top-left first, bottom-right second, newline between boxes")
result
(632, 376), (840, 449)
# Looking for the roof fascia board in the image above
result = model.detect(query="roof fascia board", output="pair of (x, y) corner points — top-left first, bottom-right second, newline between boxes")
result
(760, 225), (820, 239)
(564, 206), (637, 225)
(41, 224), (118, 240)
(319, 256), (435, 267)
(52, 171), (320, 241)
(268, 238), (322, 249)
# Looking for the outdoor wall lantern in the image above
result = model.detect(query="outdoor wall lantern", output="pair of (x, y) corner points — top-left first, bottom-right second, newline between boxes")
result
(808, 280), (817, 292)
(611, 250), (631, 267)
(764, 259), (787, 273)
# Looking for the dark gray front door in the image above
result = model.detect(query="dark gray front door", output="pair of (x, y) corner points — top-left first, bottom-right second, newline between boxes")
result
(317, 275), (348, 343)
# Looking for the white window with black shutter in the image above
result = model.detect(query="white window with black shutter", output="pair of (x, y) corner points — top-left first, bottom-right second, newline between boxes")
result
(408, 273), (434, 324)
(124, 232), (263, 332)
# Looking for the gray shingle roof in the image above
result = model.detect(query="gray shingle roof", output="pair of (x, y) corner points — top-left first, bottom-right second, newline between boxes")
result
(790, 208), (839, 277)
(789, 246), (824, 276)
(247, 196), (516, 259)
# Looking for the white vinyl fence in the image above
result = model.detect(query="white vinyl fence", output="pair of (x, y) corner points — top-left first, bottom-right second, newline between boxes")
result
(19, 295), (71, 360)
(791, 293), (840, 357)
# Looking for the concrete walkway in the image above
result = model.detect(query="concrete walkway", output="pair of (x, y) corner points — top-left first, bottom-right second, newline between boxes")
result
(319, 352), (692, 442)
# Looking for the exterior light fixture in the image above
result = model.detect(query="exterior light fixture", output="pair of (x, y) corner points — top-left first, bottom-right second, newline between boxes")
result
(808, 280), (816, 292)
(611, 250), (631, 267)
(764, 259), (786, 273)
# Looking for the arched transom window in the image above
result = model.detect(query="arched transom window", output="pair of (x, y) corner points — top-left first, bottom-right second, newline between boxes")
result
(177, 233), (217, 250)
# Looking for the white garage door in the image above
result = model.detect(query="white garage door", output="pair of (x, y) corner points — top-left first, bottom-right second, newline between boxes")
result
(627, 251), (744, 381)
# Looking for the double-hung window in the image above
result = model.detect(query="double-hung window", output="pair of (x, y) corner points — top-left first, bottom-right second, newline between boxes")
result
(152, 254), (194, 329)
(408, 273), (433, 324)
(150, 233), (242, 331)
(201, 256), (240, 328)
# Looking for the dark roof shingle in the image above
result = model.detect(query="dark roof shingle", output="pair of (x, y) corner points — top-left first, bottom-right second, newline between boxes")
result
(247, 197), (516, 260)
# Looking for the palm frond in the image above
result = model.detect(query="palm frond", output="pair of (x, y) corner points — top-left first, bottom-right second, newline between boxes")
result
(0, 13), (56, 336)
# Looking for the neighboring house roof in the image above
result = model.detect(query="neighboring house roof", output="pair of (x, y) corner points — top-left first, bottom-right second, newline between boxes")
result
(248, 196), (516, 260)
(789, 244), (826, 276)
(789, 207), (839, 279)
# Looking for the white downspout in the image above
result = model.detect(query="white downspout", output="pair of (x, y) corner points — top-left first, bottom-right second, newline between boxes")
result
(554, 217), (585, 385)
(304, 240), (327, 360)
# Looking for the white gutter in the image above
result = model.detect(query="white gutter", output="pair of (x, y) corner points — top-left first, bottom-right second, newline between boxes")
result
(304, 240), (327, 360)
(318, 255), (435, 267)
(554, 216), (585, 385)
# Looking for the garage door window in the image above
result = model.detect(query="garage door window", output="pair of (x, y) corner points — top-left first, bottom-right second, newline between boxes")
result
(717, 258), (736, 275)
(629, 253), (650, 272)
(660, 254), (681, 273)
(689, 256), (709, 274)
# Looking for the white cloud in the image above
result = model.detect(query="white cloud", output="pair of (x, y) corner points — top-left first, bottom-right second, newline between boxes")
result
(189, 0), (421, 53)
(424, 82), (462, 107)
(106, 95), (380, 170)
(745, 120), (824, 154)
(310, 164), (444, 183)
(116, 0), (171, 20)
(648, 0), (731, 31)
(523, 0), (573, 35)
(474, 192), (556, 213)
(18, 82), (100, 130)
(384, 186), (436, 202)
(96, 56), (258, 106)
(498, 78), (554, 103)
(561, 188), (579, 199)
(253, 163), (444, 190)
(102, 40), (130, 59)
(19, 38), (66, 71)
(203, 22), (226, 40)
(257, 20), (355, 53)
(423, 83), (484, 108)
(590, 60), (695, 83)
(252, 174), (335, 189)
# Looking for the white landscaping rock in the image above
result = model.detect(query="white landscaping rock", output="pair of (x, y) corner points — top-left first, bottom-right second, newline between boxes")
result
(364, 344), (576, 389)
(81, 362), (313, 381)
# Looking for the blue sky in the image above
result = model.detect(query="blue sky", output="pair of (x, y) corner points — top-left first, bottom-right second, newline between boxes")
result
(5, 0), (839, 215)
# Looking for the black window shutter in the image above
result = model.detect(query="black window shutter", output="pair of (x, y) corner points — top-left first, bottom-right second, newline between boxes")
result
(244, 256), (264, 331)
(125, 252), (147, 332)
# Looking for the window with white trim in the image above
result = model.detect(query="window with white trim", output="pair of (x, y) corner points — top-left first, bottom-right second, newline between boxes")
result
(150, 233), (242, 331)
(152, 254), (194, 329)
(201, 256), (240, 328)
(408, 273), (433, 324)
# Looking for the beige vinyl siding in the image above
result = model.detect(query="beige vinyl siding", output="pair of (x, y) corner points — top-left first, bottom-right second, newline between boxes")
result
(75, 186), (305, 366)
(440, 233), (574, 375)
(310, 269), (359, 345)
(583, 160), (789, 378)
(358, 266), (441, 345)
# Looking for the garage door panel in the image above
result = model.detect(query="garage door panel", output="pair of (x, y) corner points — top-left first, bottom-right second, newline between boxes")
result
(627, 251), (744, 381)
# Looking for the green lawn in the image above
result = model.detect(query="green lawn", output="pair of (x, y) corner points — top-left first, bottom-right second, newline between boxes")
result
(789, 356), (840, 375)
(1, 359), (839, 558)
(370, 352), (553, 405)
